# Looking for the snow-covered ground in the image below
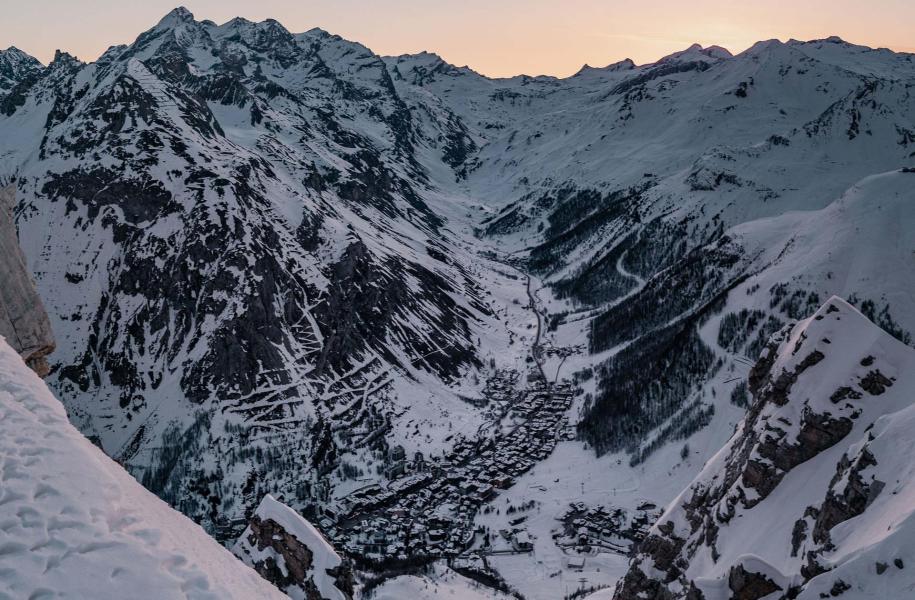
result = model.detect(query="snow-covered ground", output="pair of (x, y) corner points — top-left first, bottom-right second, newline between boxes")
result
(0, 337), (285, 600)
(472, 424), (741, 599)
(370, 563), (515, 600)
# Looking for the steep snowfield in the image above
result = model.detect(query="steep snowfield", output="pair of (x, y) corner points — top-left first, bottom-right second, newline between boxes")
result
(615, 297), (915, 599)
(0, 337), (285, 600)
(731, 169), (915, 333)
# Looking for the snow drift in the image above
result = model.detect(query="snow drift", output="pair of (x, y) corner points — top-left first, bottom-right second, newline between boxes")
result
(0, 336), (285, 600)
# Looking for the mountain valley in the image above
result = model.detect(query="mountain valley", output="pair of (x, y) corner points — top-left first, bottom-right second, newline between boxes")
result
(1, 8), (914, 599)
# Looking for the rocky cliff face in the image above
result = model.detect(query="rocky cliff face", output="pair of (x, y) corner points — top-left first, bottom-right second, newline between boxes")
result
(614, 297), (915, 600)
(0, 184), (54, 375)
(233, 494), (353, 600)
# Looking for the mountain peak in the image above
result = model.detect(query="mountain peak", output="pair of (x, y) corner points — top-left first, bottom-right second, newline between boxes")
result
(702, 44), (733, 59)
(158, 6), (195, 27)
(49, 49), (80, 67)
(658, 42), (730, 64)
(572, 58), (636, 77)
(0, 46), (42, 67)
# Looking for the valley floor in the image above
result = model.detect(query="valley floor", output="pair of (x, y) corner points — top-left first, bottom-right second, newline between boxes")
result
(331, 255), (746, 599)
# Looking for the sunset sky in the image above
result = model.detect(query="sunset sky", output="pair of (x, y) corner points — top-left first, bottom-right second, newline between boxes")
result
(2, 0), (913, 77)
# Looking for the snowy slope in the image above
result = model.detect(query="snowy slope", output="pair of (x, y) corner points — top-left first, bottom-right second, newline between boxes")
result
(370, 563), (516, 600)
(0, 336), (286, 600)
(615, 297), (915, 599)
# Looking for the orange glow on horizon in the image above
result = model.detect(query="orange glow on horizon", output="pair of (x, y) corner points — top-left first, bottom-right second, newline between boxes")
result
(1, 0), (913, 78)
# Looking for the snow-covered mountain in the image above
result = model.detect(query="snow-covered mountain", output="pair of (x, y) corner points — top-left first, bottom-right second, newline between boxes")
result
(615, 297), (915, 599)
(0, 46), (43, 98)
(2, 7), (914, 598)
(2, 7), (530, 536)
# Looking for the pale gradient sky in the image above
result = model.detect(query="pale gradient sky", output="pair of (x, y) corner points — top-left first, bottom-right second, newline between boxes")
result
(1, 0), (913, 77)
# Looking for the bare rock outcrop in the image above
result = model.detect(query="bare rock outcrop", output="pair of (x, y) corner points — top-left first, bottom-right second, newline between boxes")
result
(233, 494), (353, 600)
(0, 184), (54, 375)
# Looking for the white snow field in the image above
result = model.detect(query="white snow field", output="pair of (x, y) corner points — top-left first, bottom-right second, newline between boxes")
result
(0, 336), (285, 600)
(2, 8), (915, 599)
(370, 563), (515, 600)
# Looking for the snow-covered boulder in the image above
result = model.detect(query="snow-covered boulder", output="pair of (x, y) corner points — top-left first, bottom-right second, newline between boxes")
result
(233, 494), (353, 600)
(0, 335), (286, 600)
(615, 297), (915, 599)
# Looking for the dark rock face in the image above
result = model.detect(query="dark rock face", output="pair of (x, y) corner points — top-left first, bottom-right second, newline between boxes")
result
(241, 514), (353, 599)
(859, 370), (893, 395)
(614, 562), (679, 600)
(314, 239), (478, 381)
(0, 47), (45, 114)
(746, 407), (852, 503)
(794, 446), (884, 577)
(728, 565), (781, 600)
(0, 185), (54, 375)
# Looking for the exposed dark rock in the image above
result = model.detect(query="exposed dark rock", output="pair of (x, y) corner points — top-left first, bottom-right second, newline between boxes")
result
(830, 386), (862, 404)
(859, 370), (893, 395)
(791, 518), (808, 557)
(241, 512), (353, 599)
(824, 579), (851, 596)
(727, 564), (781, 600)
(811, 448), (882, 551)
(614, 562), (679, 600)
(684, 582), (706, 600)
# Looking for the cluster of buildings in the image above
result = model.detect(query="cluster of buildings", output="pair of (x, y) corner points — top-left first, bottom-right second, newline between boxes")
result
(553, 501), (661, 555)
(324, 379), (575, 562)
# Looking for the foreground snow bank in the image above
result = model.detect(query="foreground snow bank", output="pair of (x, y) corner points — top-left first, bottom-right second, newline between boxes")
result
(0, 336), (285, 600)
